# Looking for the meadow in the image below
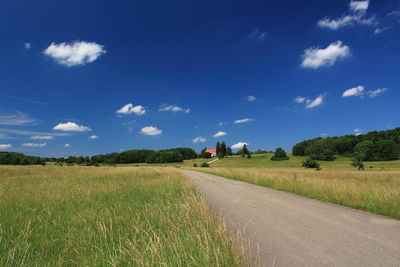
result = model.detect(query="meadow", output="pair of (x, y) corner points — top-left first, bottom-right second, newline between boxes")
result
(197, 167), (400, 219)
(0, 166), (245, 266)
(127, 153), (400, 171)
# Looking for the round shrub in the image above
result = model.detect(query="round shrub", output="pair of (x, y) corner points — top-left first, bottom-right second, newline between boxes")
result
(302, 158), (320, 169)
(200, 162), (210, 168)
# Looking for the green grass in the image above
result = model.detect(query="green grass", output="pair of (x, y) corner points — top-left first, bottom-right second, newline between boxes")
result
(0, 166), (244, 266)
(197, 167), (400, 219)
(134, 153), (400, 171)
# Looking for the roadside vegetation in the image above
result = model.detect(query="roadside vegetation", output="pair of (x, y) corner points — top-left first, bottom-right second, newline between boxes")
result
(197, 167), (400, 219)
(0, 166), (243, 266)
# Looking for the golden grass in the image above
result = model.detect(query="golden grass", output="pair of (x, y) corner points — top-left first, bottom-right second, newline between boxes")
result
(197, 168), (400, 219)
(0, 166), (245, 266)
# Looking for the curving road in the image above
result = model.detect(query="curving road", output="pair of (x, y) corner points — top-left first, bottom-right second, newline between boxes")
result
(181, 170), (400, 267)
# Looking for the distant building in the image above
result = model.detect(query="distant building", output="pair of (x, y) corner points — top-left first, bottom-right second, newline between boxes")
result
(205, 148), (217, 157)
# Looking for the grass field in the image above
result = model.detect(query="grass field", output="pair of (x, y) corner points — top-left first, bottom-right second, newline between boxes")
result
(0, 166), (245, 266)
(122, 153), (400, 171)
(197, 167), (400, 219)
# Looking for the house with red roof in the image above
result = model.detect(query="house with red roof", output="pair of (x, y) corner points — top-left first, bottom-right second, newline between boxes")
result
(205, 148), (217, 157)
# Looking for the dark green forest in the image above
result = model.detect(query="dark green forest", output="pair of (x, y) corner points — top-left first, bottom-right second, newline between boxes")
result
(0, 148), (196, 166)
(292, 128), (400, 161)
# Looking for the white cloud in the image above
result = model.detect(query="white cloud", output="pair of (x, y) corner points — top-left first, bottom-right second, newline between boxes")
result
(0, 128), (69, 138)
(218, 122), (228, 126)
(342, 85), (365, 97)
(368, 88), (388, 98)
(31, 135), (54, 140)
(44, 41), (106, 67)
(246, 95), (256, 102)
(374, 27), (390, 34)
(116, 103), (146, 115)
(213, 131), (227, 138)
(342, 86), (388, 98)
(234, 118), (255, 124)
(306, 95), (324, 109)
(24, 42), (31, 49)
(140, 126), (162, 136)
(231, 142), (249, 150)
(353, 128), (362, 133)
(192, 137), (207, 143)
(317, 0), (376, 30)
(0, 112), (37, 126)
(294, 96), (306, 103)
(318, 15), (359, 30)
(64, 143), (71, 148)
(159, 104), (190, 113)
(349, 0), (369, 13)
(53, 122), (92, 132)
(301, 41), (350, 69)
(89, 135), (99, 139)
(22, 143), (47, 147)
(0, 144), (11, 149)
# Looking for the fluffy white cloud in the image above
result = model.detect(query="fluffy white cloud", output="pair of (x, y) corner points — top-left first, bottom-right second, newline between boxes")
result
(64, 143), (71, 148)
(234, 118), (255, 124)
(306, 95), (324, 109)
(24, 42), (31, 49)
(294, 96), (306, 103)
(53, 122), (92, 132)
(342, 85), (365, 97)
(22, 143), (47, 147)
(353, 128), (362, 133)
(246, 95), (256, 102)
(0, 112), (37, 126)
(0, 144), (11, 149)
(349, 0), (369, 13)
(30, 135), (54, 140)
(368, 88), (388, 97)
(44, 41), (106, 67)
(301, 41), (350, 69)
(231, 142), (249, 150)
(89, 135), (99, 139)
(140, 126), (162, 136)
(213, 131), (227, 138)
(192, 137), (207, 143)
(116, 103), (146, 115)
(317, 0), (376, 30)
(159, 104), (190, 113)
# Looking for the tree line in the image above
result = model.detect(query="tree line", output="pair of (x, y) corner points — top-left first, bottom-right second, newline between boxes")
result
(292, 128), (400, 161)
(0, 148), (197, 166)
(0, 152), (46, 165)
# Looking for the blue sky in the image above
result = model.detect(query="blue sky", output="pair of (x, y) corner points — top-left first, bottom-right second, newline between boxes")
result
(0, 0), (399, 157)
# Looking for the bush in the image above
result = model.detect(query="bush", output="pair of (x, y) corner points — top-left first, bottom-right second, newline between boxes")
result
(302, 158), (320, 169)
(271, 148), (289, 161)
(200, 162), (210, 168)
(193, 163), (198, 167)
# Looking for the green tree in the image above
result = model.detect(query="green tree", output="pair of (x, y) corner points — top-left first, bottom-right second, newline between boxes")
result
(271, 148), (289, 161)
(220, 142), (227, 157)
(216, 142), (221, 156)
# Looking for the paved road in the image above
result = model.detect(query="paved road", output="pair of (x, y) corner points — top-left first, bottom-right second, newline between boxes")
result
(181, 170), (400, 267)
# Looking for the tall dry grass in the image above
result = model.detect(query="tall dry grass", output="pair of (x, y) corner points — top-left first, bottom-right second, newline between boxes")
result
(198, 168), (400, 219)
(0, 166), (244, 266)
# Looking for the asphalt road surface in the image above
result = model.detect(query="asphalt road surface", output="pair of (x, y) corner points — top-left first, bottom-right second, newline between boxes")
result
(181, 170), (400, 267)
